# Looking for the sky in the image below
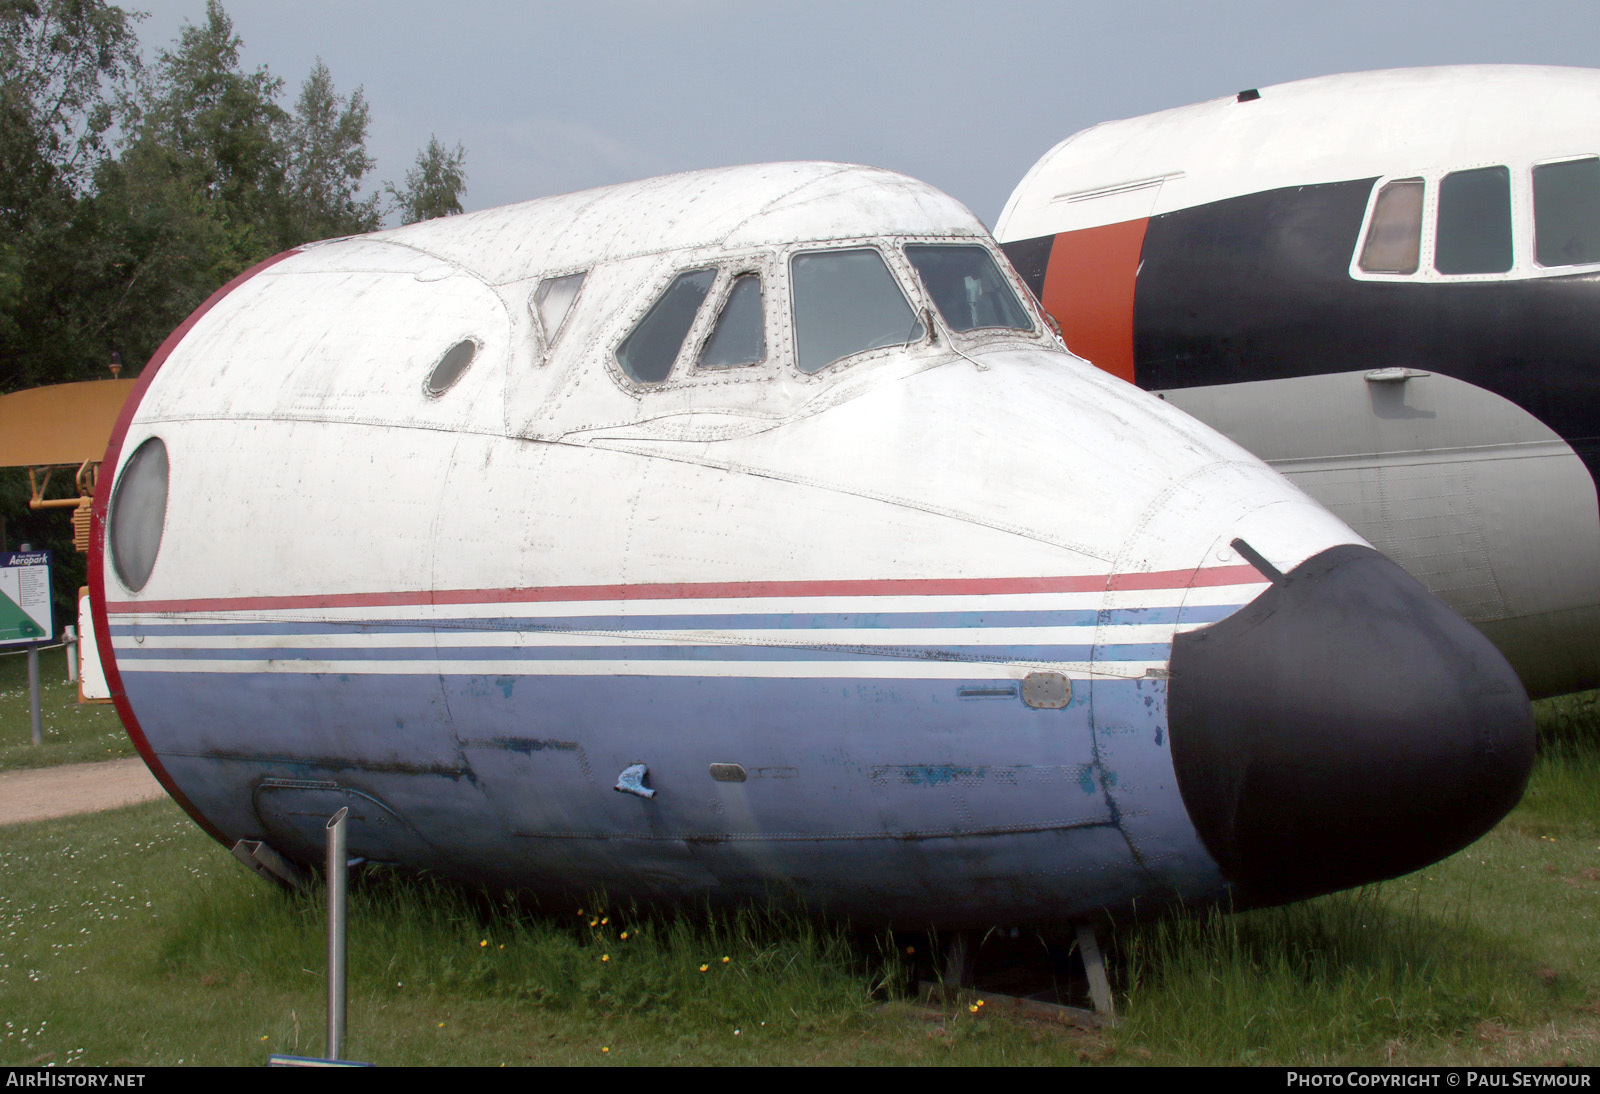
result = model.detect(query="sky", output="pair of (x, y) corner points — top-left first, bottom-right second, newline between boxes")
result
(129, 0), (1600, 227)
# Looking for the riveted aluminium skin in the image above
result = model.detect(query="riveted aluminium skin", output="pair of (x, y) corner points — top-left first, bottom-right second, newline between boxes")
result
(93, 163), (1533, 926)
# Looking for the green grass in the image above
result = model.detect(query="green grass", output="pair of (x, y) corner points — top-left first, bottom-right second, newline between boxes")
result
(0, 644), (132, 770)
(0, 693), (1595, 1065)
(0, 801), (1085, 1065)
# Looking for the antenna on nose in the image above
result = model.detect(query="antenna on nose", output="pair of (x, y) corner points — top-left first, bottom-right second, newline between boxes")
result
(1231, 537), (1283, 584)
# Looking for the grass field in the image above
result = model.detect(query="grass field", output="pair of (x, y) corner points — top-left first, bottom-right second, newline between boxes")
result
(0, 645), (131, 771)
(0, 694), (1595, 1065)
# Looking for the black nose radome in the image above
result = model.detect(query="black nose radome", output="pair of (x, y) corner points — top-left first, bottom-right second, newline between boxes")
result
(1168, 544), (1534, 906)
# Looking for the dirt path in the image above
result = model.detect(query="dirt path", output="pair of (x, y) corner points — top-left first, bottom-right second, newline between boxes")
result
(0, 757), (166, 825)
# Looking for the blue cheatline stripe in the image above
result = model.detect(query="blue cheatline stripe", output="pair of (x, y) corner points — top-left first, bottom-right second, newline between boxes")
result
(112, 641), (1176, 664)
(106, 603), (1243, 638)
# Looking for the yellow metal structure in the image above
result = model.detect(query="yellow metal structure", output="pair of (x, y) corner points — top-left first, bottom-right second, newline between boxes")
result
(0, 379), (135, 553)
(0, 379), (135, 467)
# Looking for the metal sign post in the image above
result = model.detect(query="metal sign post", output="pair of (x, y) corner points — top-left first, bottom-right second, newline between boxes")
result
(3, 546), (52, 746)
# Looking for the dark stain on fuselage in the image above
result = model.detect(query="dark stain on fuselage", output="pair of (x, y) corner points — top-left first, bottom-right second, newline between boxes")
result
(162, 749), (476, 781)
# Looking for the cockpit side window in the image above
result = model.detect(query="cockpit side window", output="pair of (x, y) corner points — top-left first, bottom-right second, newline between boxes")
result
(533, 271), (586, 344)
(1435, 166), (1512, 275)
(616, 267), (715, 383)
(1533, 157), (1600, 268)
(1358, 178), (1424, 274)
(791, 248), (924, 374)
(698, 273), (765, 369)
(904, 244), (1032, 332)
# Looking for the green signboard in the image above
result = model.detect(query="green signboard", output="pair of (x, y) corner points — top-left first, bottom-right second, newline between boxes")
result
(0, 551), (52, 647)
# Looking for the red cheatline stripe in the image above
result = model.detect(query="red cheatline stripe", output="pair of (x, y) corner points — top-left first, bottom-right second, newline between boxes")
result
(105, 563), (1267, 615)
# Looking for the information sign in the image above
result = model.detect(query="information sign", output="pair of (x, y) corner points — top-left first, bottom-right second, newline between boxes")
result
(0, 551), (53, 648)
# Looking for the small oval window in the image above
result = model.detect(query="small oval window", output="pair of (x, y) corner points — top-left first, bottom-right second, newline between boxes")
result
(426, 339), (476, 396)
(109, 436), (169, 592)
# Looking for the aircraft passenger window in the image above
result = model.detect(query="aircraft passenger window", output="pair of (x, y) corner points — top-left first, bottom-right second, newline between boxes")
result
(904, 244), (1032, 331)
(698, 274), (765, 369)
(1533, 157), (1600, 267)
(1435, 166), (1513, 275)
(1358, 178), (1424, 274)
(533, 271), (586, 340)
(616, 267), (715, 383)
(425, 338), (476, 396)
(791, 248), (924, 374)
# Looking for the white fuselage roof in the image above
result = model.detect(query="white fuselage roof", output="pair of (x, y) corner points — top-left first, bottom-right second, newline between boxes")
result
(997, 65), (1600, 240)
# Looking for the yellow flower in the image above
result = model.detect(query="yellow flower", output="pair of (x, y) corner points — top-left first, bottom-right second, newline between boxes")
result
(601, 954), (610, 962)
(969, 1004), (979, 1013)
(601, 917), (609, 925)
(699, 964), (709, 972)
(721, 956), (730, 963)
(479, 940), (488, 948)
(620, 931), (629, 940)
(601, 1046), (609, 1054)
(905, 946), (915, 955)
(590, 919), (599, 927)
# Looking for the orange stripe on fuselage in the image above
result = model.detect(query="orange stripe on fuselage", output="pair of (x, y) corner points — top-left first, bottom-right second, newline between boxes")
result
(1040, 218), (1148, 385)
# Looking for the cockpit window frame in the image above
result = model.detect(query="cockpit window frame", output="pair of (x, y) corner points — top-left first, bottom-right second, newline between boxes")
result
(529, 269), (589, 363)
(785, 241), (930, 378)
(606, 252), (786, 395)
(900, 238), (1041, 340)
(693, 270), (771, 371)
(602, 235), (1052, 398)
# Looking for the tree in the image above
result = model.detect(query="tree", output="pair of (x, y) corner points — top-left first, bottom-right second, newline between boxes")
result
(388, 135), (467, 225)
(121, 0), (288, 252)
(0, 0), (140, 211)
(75, 0), (287, 382)
(0, 0), (465, 398)
(0, 0), (141, 392)
(285, 58), (380, 240)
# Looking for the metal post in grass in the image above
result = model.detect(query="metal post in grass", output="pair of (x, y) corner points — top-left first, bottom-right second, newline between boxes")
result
(326, 807), (349, 1061)
(21, 545), (41, 747)
(26, 640), (41, 746)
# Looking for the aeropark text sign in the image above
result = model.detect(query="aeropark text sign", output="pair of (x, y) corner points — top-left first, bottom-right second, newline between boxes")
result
(0, 551), (52, 647)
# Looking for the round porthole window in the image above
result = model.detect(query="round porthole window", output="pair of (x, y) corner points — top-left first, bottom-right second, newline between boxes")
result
(109, 436), (169, 592)
(425, 338), (477, 396)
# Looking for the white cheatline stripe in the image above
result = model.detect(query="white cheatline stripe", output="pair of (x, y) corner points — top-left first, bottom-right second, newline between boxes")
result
(111, 622), (1188, 650)
(119, 657), (1169, 680)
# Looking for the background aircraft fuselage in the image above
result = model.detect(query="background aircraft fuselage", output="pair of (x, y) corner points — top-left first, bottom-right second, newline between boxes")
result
(998, 66), (1600, 698)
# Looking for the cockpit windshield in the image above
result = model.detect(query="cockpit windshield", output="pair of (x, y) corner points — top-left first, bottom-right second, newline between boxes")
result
(791, 248), (924, 374)
(905, 244), (1032, 332)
